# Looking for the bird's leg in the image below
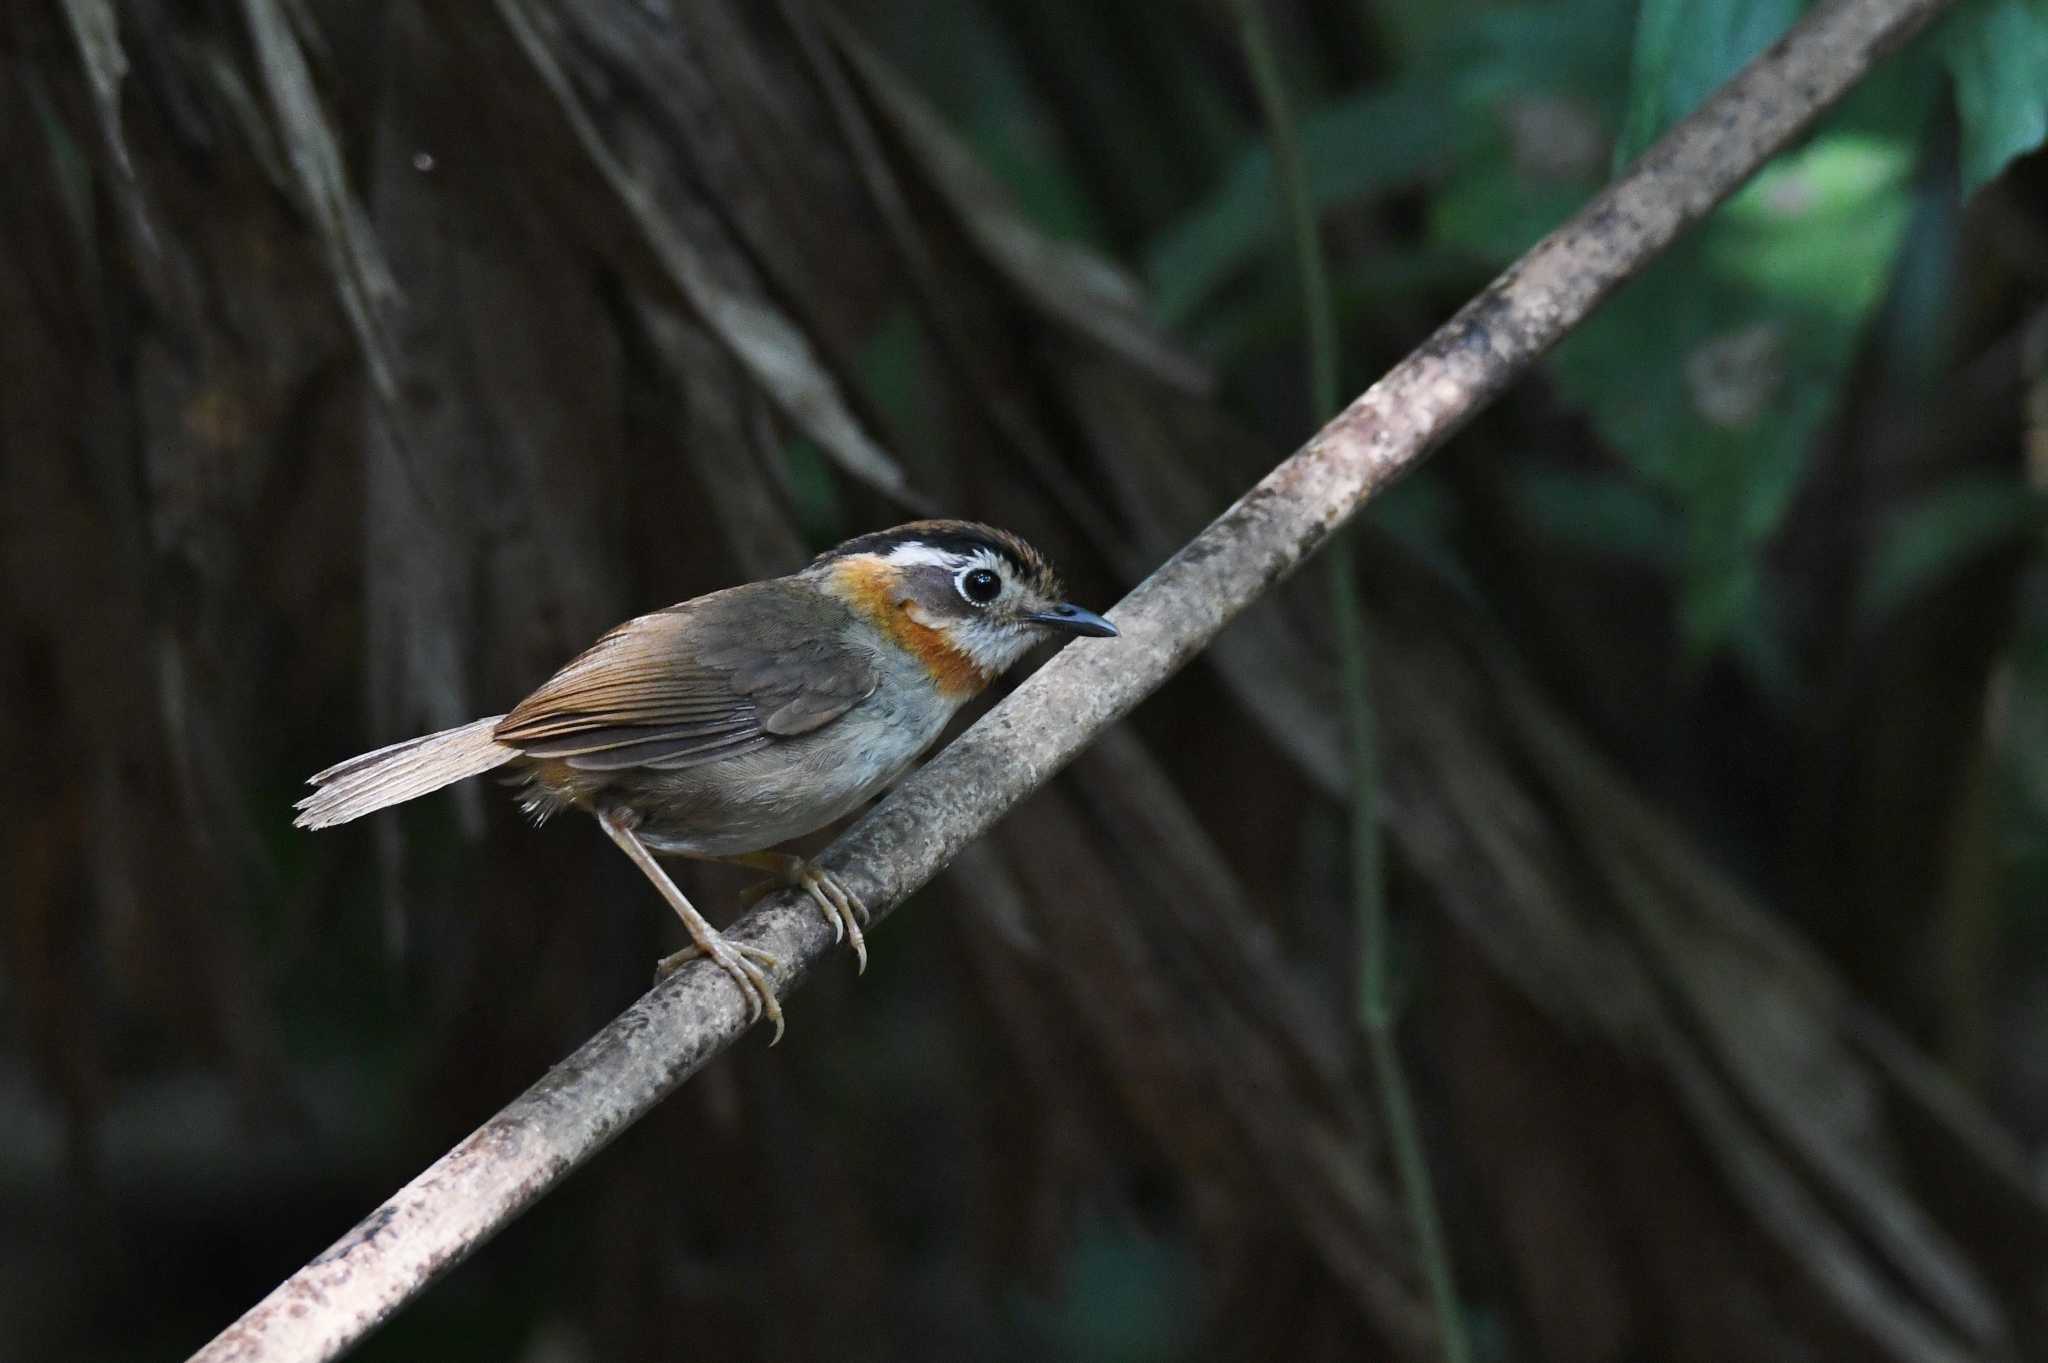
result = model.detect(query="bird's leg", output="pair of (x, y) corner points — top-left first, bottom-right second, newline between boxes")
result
(596, 807), (784, 1043)
(716, 851), (869, 975)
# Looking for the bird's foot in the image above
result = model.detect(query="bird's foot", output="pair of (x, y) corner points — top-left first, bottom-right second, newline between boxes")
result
(655, 933), (785, 1044)
(732, 853), (869, 973)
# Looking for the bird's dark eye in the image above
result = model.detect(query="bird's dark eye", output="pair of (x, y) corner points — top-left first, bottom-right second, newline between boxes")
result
(960, 567), (1002, 605)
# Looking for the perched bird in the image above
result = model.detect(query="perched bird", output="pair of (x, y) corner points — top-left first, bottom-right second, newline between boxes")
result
(295, 520), (1117, 1040)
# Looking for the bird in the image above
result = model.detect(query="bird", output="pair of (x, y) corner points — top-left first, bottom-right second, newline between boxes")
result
(294, 519), (1118, 1041)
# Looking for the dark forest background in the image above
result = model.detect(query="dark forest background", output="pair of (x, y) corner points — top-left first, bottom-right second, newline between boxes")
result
(7, 0), (2048, 1360)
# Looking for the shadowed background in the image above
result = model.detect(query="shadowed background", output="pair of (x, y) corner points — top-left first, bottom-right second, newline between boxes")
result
(6, 1), (2048, 1360)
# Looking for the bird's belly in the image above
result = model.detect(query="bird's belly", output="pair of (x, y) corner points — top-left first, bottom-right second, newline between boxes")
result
(631, 690), (953, 858)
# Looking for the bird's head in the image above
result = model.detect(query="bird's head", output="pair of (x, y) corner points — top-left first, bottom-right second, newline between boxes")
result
(810, 520), (1117, 695)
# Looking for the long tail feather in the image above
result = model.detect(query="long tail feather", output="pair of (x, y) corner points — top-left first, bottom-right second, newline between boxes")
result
(295, 716), (517, 829)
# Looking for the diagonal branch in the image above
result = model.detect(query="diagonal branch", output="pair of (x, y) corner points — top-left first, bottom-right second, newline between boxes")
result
(188, 0), (1956, 1358)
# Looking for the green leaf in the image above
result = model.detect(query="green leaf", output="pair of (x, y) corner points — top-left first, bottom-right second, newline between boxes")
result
(1546, 129), (1920, 657)
(1410, 2), (1938, 667)
(1144, 81), (1459, 326)
(1615, 0), (1806, 167)
(1423, 0), (1636, 261)
(1430, 169), (1589, 264)
(1184, 244), (1483, 366)
(1508, 468), (1683, 566)
(1940, 0), (2048, 194)
(1860, 477), (2048, 622)
(1145, 0), (1636, 326)
(1454, 0), (1640, 105)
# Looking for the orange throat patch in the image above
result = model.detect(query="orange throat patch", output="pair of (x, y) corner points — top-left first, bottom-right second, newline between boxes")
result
(829, 556), (994, 700)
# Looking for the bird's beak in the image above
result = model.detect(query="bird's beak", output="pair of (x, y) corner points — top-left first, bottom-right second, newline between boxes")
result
(1028, 602), (1119, 638)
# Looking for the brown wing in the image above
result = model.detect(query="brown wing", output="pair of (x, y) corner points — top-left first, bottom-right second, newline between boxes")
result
(493, 581), (877, 772)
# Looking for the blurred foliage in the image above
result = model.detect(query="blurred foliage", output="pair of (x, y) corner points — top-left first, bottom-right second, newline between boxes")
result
(1943, 0), (2048, 193)
(1143, 0), (2035, 671)
(1617, 0), (1805, 163)
(8, 0), (2048, 1360)
(1862, 475), (2048, 619)
(1554, 128), (1920, 667)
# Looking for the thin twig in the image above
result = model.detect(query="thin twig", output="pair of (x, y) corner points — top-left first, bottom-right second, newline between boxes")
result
(1230, 1), (1338, 423)
(1229, 4), (1470, 1358)
(188, 0), (1956, 1357)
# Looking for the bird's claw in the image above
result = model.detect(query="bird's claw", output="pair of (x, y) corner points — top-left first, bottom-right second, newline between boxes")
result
(786, 863), (866, 973)
(656, 935), (785, 1044)
(738, 858), (869, 973)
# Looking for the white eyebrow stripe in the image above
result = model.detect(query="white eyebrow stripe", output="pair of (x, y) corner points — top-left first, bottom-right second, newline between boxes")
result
(881, 542), (1009, 576)
(880, 542), (966, 569)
